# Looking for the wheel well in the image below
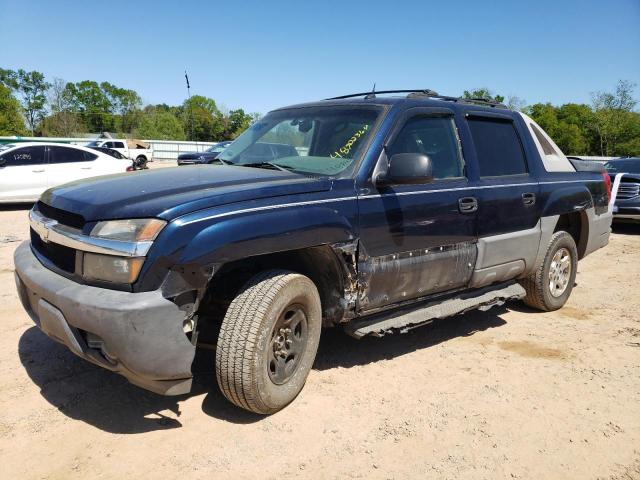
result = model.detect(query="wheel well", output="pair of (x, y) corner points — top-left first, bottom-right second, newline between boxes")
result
(196, 246), (350, 338)
(554, 211), (588, 259)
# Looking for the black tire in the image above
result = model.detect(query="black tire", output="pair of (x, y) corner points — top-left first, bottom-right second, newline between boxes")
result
(215, 270), (322, 414)
(520, 231), (578, 311)
(135, 155), (148, 169)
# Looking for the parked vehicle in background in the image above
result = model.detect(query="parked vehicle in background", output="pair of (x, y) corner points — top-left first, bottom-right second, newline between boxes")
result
(177, 141), (232, 166)
(14, 90), (612, 414)
(605, 157), (640, 222)
(0, 142), (130, 203)
(88, 146), (129, 160)
(86, 139), (153, 166)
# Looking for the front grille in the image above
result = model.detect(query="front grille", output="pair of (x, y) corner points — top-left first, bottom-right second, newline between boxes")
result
(617, 182), (640, 200)
(35, 201), (86, 229)
(31, 228), (77, 273)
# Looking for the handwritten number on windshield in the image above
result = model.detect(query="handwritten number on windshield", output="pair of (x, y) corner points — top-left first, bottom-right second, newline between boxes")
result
(330, 125), (369, 159)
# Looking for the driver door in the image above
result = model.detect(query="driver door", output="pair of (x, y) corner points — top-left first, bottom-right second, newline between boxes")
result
(357, 109), (478, 312)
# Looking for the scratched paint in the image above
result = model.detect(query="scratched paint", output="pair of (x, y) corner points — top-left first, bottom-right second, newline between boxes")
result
(358, 242), (477, 312)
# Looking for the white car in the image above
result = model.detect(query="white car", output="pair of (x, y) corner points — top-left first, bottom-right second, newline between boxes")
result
(0, 142), (131, 203)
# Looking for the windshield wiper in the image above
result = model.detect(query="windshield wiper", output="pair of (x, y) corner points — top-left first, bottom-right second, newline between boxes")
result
(239, 162), (292, 172)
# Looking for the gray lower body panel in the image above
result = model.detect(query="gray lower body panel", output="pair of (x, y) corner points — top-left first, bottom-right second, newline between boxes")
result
(584, 209), (612, 256)
(13, 241), (195, 395)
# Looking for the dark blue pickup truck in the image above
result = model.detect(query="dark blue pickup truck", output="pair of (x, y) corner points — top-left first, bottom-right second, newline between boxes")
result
(14, 90), (613, 414)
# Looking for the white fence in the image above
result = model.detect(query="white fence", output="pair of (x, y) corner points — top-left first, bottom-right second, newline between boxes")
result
(0, 136), (220, 161)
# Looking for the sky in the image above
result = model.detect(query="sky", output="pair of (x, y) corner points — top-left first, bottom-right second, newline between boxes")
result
(1, 0), (639, 115)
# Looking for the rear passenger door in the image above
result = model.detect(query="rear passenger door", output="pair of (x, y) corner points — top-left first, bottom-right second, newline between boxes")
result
(464, 112), (541, 287)
(47, 146), (98, 187)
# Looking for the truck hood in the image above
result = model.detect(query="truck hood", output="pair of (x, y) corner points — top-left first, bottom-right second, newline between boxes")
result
(40, 165), (332, 222)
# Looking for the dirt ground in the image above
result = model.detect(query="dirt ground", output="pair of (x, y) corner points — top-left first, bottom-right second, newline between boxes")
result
(0, 185), (639, 479)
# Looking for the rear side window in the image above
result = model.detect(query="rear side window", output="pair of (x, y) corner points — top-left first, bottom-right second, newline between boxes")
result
(530, 123), (557, 156)
(468, 117), (527, 177)
(49, 146), (96, 163)
(114, 141), (125, 148)
(387, 116), (464, 179)
(0, 146), (46, 166)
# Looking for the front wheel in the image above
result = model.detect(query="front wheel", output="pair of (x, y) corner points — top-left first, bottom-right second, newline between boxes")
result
(520, 231), (578, 311)
(215, 270), (322, 414)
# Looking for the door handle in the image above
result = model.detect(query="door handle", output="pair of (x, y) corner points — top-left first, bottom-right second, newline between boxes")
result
(522, 192), (536, 206)
(32, 169), (45, 173)
(458, 196), (478, 213)
(81, 167), (92, 170)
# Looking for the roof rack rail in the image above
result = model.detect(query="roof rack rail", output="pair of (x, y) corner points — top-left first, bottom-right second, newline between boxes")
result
(325, 90), (508, 109)
(325, 89), (440, 100)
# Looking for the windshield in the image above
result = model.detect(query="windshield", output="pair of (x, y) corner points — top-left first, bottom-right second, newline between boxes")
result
(86, 141), (101, 147)
(218, 106), (383, 176)
(206, 143), (229, 154)
(604, 159), (640, 174)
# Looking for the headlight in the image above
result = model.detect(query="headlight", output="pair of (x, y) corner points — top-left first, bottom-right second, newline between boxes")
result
(91, 218), (166, 242)
(83, 253), (144, 284)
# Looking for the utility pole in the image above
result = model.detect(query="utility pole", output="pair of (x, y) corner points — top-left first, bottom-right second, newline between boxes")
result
(185, 70), (194, 142)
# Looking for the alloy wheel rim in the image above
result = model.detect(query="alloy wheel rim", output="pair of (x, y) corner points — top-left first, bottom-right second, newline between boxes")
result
(548, 247), (572, 298)
(267, 304), (308, 385)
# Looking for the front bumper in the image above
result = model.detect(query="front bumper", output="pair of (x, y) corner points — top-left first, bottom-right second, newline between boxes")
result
(14, 241), (195, 395)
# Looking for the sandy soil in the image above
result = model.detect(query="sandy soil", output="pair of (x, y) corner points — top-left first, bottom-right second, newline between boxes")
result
(0, 191), (639, 479)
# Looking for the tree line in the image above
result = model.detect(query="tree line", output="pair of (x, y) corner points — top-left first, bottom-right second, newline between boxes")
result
(0, 68), (259, 142)
(0, 67), (638, 156)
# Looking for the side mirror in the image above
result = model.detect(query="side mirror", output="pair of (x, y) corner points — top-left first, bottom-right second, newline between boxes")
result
(375, 153), (433, 186)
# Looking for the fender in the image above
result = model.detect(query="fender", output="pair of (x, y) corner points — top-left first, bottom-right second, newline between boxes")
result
(541, 184), (594, 218)
(138, 202), (357, 292)
(180, 205), (356, 265)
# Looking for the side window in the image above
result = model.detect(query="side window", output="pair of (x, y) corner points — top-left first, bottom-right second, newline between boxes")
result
(467, 117), (527, 177)
(114, 142), (125, 149)
(102, 142), (112, 148)
(1, 146), (46, 166)
(49, 146), (92, 163)
(387, 116), (464, 179)
(530, 123), (557, 156)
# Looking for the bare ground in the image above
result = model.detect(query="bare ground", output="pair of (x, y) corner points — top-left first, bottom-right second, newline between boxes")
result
(0, 197), (639, 479)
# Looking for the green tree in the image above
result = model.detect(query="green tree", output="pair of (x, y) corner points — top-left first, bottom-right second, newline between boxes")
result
(182, 95), (224, 141)
(42, 78), (85, 136)
(525, 103), (590, 155)
(591, 80), (638, 156)
(64, 80), (115, 133)
(462, 88), (505, 103)
(101, 81), (142, 132)
(134, 111), (186, 140)
(0, 83), (27, 135)
(1, 68), (50, 135)
(220, 108), (258, 139)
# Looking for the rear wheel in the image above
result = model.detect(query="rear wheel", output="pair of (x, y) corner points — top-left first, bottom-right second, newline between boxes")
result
(520, 231), (578, 311)
(215, 270), (322, 414)
(135, 155), (148, 169)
